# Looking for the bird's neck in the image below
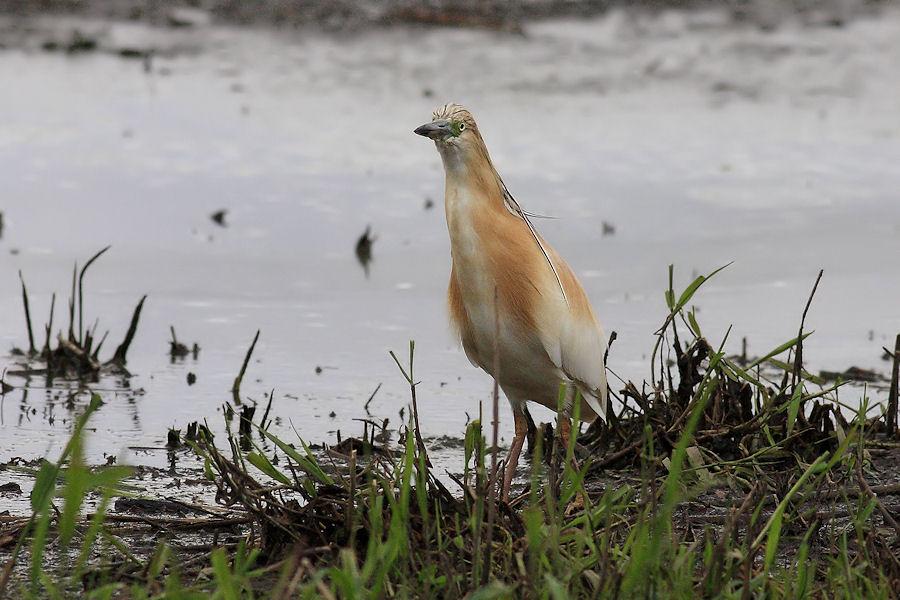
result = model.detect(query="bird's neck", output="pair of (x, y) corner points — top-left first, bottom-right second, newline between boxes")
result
(437, 142), (506, 217)
(438, 142), (516, 276)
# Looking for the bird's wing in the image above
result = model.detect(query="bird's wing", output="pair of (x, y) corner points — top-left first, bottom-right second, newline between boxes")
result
(559, 318), (608, 419)
(498, 178), (568, 306)
(496, 175), (607, 417)
(539, 257), (609, 420)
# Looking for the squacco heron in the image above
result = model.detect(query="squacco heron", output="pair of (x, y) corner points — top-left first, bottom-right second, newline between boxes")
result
(415, 103), (609, 500)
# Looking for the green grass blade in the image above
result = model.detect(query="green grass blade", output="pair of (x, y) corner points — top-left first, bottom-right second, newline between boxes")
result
(786, 384), (803, 437)
(258, 428), (333, 485)
(30, 459), (57, 514)
(673, 263), (731, 313)
(210, 548), (240, 600)
(746, 333), (812, 371)
(246, 451), (292, 485)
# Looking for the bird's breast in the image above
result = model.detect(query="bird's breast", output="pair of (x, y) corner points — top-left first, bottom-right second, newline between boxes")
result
(444, 185), (561, 382)
(445, 189), (499, 334)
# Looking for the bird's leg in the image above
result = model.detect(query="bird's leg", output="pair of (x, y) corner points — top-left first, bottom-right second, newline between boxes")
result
(558, 384), (586, 499)
(558, 382), (580, 461)
(557, 415), (572, 455)
(501, 406), (528, 502)
(556, 413), (582, 477)
(557, 413), (590, 512)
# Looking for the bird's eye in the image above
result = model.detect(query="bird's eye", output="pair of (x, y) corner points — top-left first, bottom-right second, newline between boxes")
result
(458, 122), (466, 131)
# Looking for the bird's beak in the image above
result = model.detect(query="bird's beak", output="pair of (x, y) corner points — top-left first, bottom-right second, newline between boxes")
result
(414, 119), (451, 140)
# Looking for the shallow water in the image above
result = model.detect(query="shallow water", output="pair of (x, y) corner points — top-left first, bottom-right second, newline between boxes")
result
(1, 9), (899, 475)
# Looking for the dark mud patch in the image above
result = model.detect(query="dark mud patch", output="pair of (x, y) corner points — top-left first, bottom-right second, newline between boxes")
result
(0, 0), (887, 31)
(0, 455), (238, 593)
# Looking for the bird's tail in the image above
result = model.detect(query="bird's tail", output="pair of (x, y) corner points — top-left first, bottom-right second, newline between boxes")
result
(569, 379), (608, 424)
(580, 387), (608, 423)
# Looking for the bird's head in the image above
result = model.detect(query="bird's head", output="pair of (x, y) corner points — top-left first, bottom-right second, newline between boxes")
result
(414, 103), (479, 148)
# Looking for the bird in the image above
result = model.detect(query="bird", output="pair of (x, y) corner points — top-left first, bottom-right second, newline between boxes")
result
(414, 103), (609, 500)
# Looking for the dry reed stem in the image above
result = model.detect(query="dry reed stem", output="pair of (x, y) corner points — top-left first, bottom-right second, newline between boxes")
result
(232, 329), (260, 403)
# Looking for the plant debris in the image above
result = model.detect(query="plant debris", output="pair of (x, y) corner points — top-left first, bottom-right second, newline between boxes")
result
(6, 247), (146, 383)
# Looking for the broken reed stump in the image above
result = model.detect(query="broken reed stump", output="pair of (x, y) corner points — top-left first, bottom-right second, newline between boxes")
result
(887, 333), (900, 436)
(110, 295), (147, 366)
(168, 325), (190, 359)
(239, 405), (256, 438)
(232, 330), (260, 404)
(18, 271), (36, 356)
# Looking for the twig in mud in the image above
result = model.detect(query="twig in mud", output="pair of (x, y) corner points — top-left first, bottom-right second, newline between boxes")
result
(809, 483), (900, 500)
(110, 295), (147, 366)
(162, 497), (233, 517)
(364, 382), (382, 413)
(43, 292), (55, 356)
(95, 514), (253, 530)
(790, 269), (823, 396)
(18, 271), (36, 355)
(232, 329), (260, 403)
(260, 389), (275, 431)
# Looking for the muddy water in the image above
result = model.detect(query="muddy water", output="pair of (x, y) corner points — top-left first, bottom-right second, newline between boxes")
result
(1, 9), (899, 481)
